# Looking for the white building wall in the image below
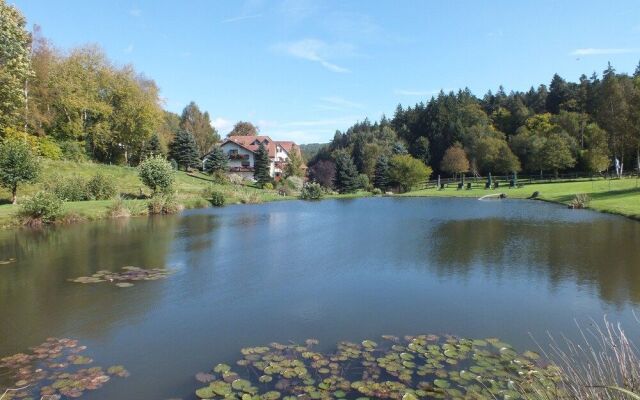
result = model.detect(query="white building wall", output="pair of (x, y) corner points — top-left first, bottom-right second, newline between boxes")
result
(220, 142), (255, 169)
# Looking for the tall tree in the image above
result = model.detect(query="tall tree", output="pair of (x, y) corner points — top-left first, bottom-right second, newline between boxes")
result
(179, 101), (218, 156)
(373, 155), (390, 190)
(334, 152), (359, 193)
(253, 142), (271, 186)
(0, 0), (33, 132)
(309, 160), (335, 189)
(440, 143), (469, 177)
(284, 146), (304, 178)
(388, 154), (432, 193)
(228, 121), (258, 136)
(169, 129), (199, 170)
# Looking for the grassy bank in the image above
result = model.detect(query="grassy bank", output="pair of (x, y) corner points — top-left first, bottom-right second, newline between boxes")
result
(0, 159), (286, 228)
(401, 176), (640, 219)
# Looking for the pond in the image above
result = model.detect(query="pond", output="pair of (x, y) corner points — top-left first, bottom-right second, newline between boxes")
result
(1, 197), (640, 399)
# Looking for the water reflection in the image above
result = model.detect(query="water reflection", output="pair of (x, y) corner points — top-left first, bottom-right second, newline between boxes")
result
(1, 197), (639, 399)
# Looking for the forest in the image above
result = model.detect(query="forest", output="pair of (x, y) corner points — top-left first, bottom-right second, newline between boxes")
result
(308, 63), (640, 191)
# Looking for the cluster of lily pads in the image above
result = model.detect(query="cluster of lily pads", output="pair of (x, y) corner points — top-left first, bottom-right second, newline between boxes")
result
(194, 335), (562, 399)
(0, 337), (129, 399)
(69, 266), (172, 287)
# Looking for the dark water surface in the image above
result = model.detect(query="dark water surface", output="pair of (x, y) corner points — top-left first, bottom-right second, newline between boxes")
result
(1, 197), (640, 399)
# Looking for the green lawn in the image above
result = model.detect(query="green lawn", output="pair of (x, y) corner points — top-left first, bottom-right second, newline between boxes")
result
(401, 176), (640, 220)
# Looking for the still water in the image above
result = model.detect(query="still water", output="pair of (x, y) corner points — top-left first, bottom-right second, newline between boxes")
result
(1, 197), (640, 399)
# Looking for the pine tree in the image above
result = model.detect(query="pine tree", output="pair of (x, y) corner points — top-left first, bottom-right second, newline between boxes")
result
(634, 60), (640, 78)
(334, 153), (359, 193)
(373, 155), (390, 190)
(204, 146), (228, 173)
(143, 133), (162, 158)
(169, 129), (199, 171)
(253, 143), (271, 186)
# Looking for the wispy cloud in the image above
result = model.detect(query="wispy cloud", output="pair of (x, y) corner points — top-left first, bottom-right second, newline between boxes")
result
(221, 14), (262, 23)
(129, 8), (142, 17)
(124, 44), (134, 54)
(570, 48), (640, 56)
(211, 117), (234, 133)
(394, 89), (451, 96)
(280, 116), (359, 128)
(272, 39), (352, 73)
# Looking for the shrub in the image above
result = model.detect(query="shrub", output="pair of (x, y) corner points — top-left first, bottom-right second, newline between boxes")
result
(228, 174), (243, 185)
(263, 182), (274, 190)
(357, 174), (370, 190)
(371, 187), (383, 195)
(147, 194), (180, 214)
(138, 155), (175, 195)
(19, 191), (64, 224)
(107, 195), (130, 218)
(285, 176), (304, 191)
(47, 175), (89, 201)
(569, 193), (590, 209)
(211, 170), (229, 184)
(38, 138), (63, 160)
(86, 173), (117, 200)
(59, 141), (88, 162)
(238, 189), (262, 204)
(211, 191), (225, 207)
(0, 137), (41, 204)
(300, 182), (324, 200)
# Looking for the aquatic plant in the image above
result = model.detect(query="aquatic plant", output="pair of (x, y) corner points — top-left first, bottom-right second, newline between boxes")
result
(193, 335), (562, 399)
(69, 266), (173, 287)
(568, 193), (590, 209)
(0, 338), (128, 399)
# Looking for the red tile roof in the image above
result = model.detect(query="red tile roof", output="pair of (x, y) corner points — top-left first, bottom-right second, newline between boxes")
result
(222, 136), (300, 159)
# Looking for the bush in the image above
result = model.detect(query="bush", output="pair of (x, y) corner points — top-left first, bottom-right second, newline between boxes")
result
(357, 174), (370, 190)
(371, 187), (383, 195)
(107, 195), (130, 218)
(147, 194), (180, 214)
(59, 141), (88, 162)
(47, 175), (88, 201)
(284, 176), (304, 191)
(86, 173), (117, 200)
(211, 191), (225, 207)
(19, 191), (64, 224)
(300, 182), (324, 200)
(569, 193), (590, 209)
(138, 155), (175, 195)
(38, 138), (63, 160)
(211, 170), (229, 184)
(263, 182), (274, 190)
(228, 174), (243, 185)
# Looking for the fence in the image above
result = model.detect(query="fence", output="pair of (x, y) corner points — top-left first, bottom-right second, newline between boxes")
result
(420, 171), (640, 190)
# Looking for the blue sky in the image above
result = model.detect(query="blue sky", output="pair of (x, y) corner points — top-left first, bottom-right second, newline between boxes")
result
(13, 0), (640, 143)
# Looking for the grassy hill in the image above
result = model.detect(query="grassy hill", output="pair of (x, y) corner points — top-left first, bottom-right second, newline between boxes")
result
(0, 160), (282, 227)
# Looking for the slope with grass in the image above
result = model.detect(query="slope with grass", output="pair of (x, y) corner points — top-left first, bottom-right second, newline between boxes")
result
(402, 177), (640, 220)
(0, 160), (283, 227)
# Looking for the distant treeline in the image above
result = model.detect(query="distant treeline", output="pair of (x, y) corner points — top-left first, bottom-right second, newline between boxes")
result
(309, 63), (640, 186)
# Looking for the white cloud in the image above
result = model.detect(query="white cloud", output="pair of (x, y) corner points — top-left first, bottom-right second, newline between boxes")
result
(280, 116), (359, 128)
(570, 48), (639, 56)
(129, 8), (142, 17)
(211, 117), (234, 134)
(272, 39), (352, 73)
(221, 14), (262, 23)
(394, 89), (451, 96)
(124, 44), (134, 54)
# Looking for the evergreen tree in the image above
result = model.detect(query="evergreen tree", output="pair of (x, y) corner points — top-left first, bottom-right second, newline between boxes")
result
(169, 129), (199, 170)
(373, 155), (390, 190)
(204, 146), (228, 173)
(253, 143), (271, 186)
(143, 133), (162, 158)
(546, 74), (569, 114)
(334, 153), (359, 193)
(634, 60), (640, 78)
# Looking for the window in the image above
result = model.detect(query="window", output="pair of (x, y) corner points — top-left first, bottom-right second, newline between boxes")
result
(228, 149), (238, 155)
(241, 161), (250, 167)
